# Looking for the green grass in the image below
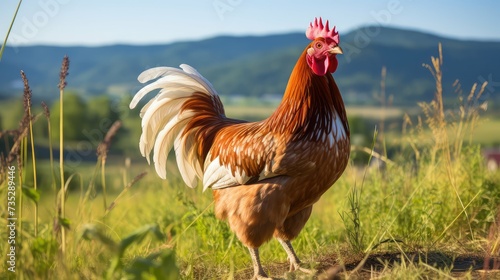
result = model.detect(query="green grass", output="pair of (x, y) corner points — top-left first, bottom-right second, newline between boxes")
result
(224, 104), (416, 122)
(469, 118), (500, 145)
(4, 153), (498, 279)
(1, 45), (500, 280)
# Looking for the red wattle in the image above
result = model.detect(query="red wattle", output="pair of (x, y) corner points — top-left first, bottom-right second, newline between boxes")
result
(307, 56), (329, 76)
(328, 57), (338, 73)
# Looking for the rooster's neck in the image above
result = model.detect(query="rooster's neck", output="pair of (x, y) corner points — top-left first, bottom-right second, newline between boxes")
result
(267, 48), (347, 140)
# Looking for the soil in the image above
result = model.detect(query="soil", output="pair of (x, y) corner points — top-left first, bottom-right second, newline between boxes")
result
(235, 251), (500, 279)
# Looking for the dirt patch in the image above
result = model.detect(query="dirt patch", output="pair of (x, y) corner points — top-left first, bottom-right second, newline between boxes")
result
(235, 251), (500, 279)
(319, 251), (500, 280)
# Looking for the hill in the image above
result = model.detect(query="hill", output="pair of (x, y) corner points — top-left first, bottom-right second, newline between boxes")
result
(1, 26), (498, 105)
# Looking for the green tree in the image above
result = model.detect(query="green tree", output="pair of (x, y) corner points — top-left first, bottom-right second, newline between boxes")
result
(50, 92), (88, 141)
(110, 94), (143, 156)
(87, 95), (120, 125)
(0, 99), (24, 130)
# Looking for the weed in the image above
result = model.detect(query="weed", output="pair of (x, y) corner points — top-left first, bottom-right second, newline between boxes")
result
(0, 0), (22, 61)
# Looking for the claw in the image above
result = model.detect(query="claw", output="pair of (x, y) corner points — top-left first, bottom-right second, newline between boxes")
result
(278, 239), (316, 275)
(289, 259), (316, 274)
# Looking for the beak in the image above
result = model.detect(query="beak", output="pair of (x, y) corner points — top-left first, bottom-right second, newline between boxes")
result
(329, 46), (343, 55)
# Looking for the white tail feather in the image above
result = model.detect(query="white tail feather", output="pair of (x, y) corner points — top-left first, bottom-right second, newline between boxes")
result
(140, 97), (156, 118)
(180, 64), (218, 95)
(139, 98), (185, 159)
(174, 134), (199, 188)
(137, 67), (176, 83)
(153, 113), (193, 179)
(131, 64), (219, 185)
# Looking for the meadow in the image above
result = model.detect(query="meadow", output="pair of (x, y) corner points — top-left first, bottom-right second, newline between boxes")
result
(1, 34), (500, 280)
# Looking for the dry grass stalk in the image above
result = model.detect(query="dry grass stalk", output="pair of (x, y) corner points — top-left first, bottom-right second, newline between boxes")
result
(97, 120), (122, 210)
(103, 171), (147, 217)
(450, 80), (488, 157)
(376, 66), (387, 139)
(421, 43), (447, 159)
(18, 71), (33, 135)
(59, 55), (69, 90)
(97, 120), (122, 159)
(41, 101), (50, 118)
(58, 55), (70, 254)
(405, 43), (478, 242)
(42, 101), (57, 194)
(21, 70), (39, 236)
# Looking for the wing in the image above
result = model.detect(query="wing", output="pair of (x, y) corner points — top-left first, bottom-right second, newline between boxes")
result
(202, 123), (281, 191)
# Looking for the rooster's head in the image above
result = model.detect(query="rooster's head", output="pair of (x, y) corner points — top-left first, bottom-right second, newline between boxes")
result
(305, 17), (342, 76)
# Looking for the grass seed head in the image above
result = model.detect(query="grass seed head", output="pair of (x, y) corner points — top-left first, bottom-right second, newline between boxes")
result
(41, 101), (50, 118)
(97, 120), (122, 158)
(20, 70), (32, 111)
(59, 55), (70, 90)
(19, 70), (33, 131)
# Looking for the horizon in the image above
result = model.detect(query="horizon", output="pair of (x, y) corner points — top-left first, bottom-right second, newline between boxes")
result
(4, 24), (500, 49)
(1, 1), (499, 47)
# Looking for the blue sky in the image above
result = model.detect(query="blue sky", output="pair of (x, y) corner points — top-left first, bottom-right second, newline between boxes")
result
(1, 0), (499, 46)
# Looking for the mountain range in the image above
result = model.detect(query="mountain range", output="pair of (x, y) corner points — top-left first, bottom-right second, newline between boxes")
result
(1, 26), (499, 106)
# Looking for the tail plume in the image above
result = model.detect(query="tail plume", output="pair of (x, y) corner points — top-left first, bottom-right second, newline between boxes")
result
(130, 64), (225, 187)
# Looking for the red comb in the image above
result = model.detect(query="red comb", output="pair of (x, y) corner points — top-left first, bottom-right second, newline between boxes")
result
(306, 17), (339, 44)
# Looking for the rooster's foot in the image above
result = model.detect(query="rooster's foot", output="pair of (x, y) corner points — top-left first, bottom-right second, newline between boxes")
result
(288, 259), (316, 274)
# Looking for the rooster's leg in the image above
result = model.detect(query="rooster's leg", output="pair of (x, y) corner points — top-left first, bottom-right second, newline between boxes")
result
(248, 247), (271, 279)
(277, 239), (315, 274)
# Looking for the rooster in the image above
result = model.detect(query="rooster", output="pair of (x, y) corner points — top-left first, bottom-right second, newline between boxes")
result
(130, 17), (350, 279)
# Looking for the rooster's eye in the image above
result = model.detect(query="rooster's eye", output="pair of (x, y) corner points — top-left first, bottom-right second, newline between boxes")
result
(315, 42), (322, 49)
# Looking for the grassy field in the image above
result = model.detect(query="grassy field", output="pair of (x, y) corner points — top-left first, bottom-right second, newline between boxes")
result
(224, 104), (410, 121)
(1, 47), (500, 280)
(3, 152), (499, 279)
(467, 118), (500, 146)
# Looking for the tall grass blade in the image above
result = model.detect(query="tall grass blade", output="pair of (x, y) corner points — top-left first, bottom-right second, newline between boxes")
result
(97, 120), (122, 211)
(58, 56), (70, 254)
(103, 171), (147, 217)
(42, 102), (57, 194)
(0, 0), (22, 61)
